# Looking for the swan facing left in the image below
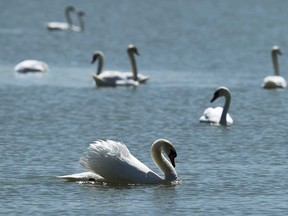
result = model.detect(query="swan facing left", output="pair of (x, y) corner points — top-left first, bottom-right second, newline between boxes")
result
(58, 139), (179, 185)
(14, 60), (48, 73)
(262, 46), (287, 89)
(47, 5), (75, 31)
(199, 86), (233, 126)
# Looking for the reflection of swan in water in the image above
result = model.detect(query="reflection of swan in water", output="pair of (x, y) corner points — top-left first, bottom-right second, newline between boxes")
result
(199, 86), (233, 126)
(14, 60), (48, 73)
(70, 11), (85, 32)
(92, 45), (149, 87)
(47, 5), (75, 31)
(58, 139), (178, 184)
(262, 46), (287, 89)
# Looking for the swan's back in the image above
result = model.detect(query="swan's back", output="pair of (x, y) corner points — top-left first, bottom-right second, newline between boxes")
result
(14, 60), (48, 73)
(262, 75), (287, 88)
(80, 140), (161, 184)
(200, 107), (233, 125)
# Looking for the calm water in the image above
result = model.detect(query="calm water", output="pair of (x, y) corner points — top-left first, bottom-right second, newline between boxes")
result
(1, 0), (288, 215)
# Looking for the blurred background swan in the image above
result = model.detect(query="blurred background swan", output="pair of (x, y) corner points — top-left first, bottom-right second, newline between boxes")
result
(58, 139), (178, 184)
(199, 86), (233, 126)
(47, 5), (75, 31)
(262, 46), (287, 89)
(70, 11), (85, 32)
(14, 60), (48, 73)
(91, 45), (148, 87)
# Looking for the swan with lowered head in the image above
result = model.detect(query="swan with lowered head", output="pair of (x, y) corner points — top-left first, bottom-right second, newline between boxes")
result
(199, 86), (233, 126)
(70, 11), (85, 32)
(47, 5), (75, 31)
(262, 46), (287, 89)
(58, 139), (178, 184)
(91, 45), (149, 87)
(14, 60), (48, 73)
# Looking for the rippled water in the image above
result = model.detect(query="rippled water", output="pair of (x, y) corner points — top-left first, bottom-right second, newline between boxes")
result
(1, 0), (288, 215)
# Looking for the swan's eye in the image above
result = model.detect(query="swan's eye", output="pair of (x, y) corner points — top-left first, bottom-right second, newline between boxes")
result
(168, 149), (177, 167)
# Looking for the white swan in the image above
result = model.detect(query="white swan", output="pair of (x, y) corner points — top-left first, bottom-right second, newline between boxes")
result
(70, 11), (85, 32)
(14, 60), (48, 73)
(262, 46), (287, 89)
(91, 45), (149, 87)
(199, 86), (233, 126)
(58, 139), (178, 184)
(47, 5), (75, 31)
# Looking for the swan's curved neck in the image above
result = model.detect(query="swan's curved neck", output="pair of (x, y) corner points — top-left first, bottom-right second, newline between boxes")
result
(128, 51), (138, 81)
(151, 142), (177, 181)
(77, 14), (84, 31)
(65, 9), (73, 28)
(96, 55), (104, 75)
(272, 50), (280, 76)
(220, 92), (231, 125)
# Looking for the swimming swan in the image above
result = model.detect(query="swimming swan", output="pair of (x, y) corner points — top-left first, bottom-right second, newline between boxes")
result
(47, 5), (75, 31)
(262, 46), (287, 89)
(91, 45), (149, 87)
(58, 139), (178, 184)
(14, 60), (48, 73)
(70, 11), (85, 32)
(199, 86), (233, 126)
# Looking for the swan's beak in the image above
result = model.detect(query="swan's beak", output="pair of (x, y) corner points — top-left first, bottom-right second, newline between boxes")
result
(210, 94), (217, 103)
(168, 150), (177, 167)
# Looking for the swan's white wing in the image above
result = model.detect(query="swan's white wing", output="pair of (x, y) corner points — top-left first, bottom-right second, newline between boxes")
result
(94, 71), (139, 87)
(80, 140), (162, 184)
(262, 75), (287, 88)
(14, 60), (48, 73)
(57, 172), (104, 182)
(47, 22), (70, 30)
(200, 107), (233, 125)
(122, 72), (150, 83)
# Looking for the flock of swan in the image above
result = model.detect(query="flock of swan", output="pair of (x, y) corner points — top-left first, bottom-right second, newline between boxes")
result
(12, 6), (287, 185)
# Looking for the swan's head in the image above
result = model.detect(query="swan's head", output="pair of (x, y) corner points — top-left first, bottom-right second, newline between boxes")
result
(77, 11), (85, 17)
(91, 51), (104, 64)
(153, 139), (177, 168)
(127, 44), (140, 56)
(272, 46), (281, 55)
(210, 86), (231, 103)
(66, 5), (75, 12)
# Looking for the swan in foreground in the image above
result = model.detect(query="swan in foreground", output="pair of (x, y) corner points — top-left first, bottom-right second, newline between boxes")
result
(199, 86), (233, 126)
(58, 139), (178, 184)
(14, 60), (48, 73)
(70, 11), (85, 32)
(47, 5), (75, 31)
(262, 46), (287, 89)
(92, 45), (149, 87)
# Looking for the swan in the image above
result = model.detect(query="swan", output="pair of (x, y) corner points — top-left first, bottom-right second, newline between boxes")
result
(47, 5), (75, 31)
(199, 86), (233, 126)
(262, 46), (287, 89)
(91, 45), (149, 87)
(70, 11), (85, 32)
(58, 139), (178, 184)
(14, 60), (48, 73)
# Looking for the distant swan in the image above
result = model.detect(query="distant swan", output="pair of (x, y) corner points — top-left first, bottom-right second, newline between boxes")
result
(70, 11), (85, 32)
(262, 46), (287, 89)
(14, 60), (48, 73)
(47, 5), (75, 31)
(199, 86), (233, 126)
(58, 139), (178, 184)
(92, 45), (149, 87)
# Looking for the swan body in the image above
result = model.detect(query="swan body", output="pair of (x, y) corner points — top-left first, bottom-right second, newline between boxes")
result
(199, 86), (233, 126)
(92, 45), (149, 87)
(14, 60), (48, 73)
(70, 11), (85, 32)
(58, 139), (178, 184)
(47, 5), (75, 31)
(262, 46), (287, 89)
